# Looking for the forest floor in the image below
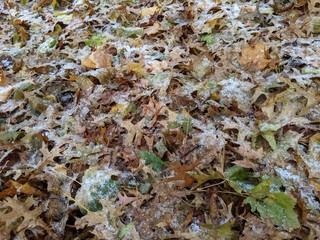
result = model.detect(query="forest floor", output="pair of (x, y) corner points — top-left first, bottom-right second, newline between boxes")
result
(0, 0), (320, 239)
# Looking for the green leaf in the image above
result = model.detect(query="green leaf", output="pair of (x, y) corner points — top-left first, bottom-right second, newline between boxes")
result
(259, 122), (283, 132)
(261, 131), (277, 150)
(0, 131), (22, 144)
(224, 166), (259, 193)
(248, 177), (283, 199)
(116, 27), (144, 38)
(202, 221), (237, 240)
(314, 21), (320, 34)
(201, 34), (216, 44)
(54, 24), (62, 35)
(168, 115), (192, 135)
(244, 192), (300, 230)
(302, 67), (320, 75)
(26, 94), (47, 113)
(139, 151), (168, 172)
(155, 140), (168, 155)
(85, 33), (109, 47)
(248, 178), (273, 199)
(117, 222), (135, 239)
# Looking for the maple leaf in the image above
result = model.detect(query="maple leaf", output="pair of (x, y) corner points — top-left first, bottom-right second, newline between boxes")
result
(164, 159), (201, 188)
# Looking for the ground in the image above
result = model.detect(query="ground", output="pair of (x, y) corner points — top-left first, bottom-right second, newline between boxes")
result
(0, 0), (320, 239)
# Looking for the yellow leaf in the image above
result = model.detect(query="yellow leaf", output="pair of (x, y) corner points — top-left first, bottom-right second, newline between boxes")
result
(127, 62), (146, 76)
(52, 0), (58, 8)
(81, 57), (97, 69)
(156, 221), (168, 227)
(68, 75), (78, 81)
(111, 103), (129, 115)
(207, 19), (218, 28)
(141, 7), (159, 17)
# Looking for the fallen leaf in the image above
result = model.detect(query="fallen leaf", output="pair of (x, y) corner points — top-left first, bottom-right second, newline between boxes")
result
(238, 43), (270, 72)
(81, 46), (112, 69)
(164, 159), (201, 188)
(141, 6), (159, 17)
(127, 62), (146, 76)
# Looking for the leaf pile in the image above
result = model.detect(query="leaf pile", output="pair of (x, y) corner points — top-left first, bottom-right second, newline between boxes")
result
(0, 0), (320, 239)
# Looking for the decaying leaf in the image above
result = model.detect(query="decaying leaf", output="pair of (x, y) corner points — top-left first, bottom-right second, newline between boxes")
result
(1, 0), (319, 238)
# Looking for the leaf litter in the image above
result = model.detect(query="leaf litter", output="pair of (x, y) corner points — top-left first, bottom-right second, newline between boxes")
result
(0, 0), (320, 239)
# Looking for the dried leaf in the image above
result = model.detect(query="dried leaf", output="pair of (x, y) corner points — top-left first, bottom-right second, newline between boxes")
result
(164, 159), (201, 188)
(141, 6), (159, 17)
(0, 197), (57, 238)
(81, 46), (112, 69)
(188, 169), (221, 189)
(238, 43), (270, 72)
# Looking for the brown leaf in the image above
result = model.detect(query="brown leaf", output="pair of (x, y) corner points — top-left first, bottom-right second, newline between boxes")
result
(164, 159), (201, 188)
(232, 160), (257, 171)
(81, 46), (112, 69)
(238, 43), (270, 72)
(0, 197), (57, 238)
(0, 69), (12, 86)
(120, 119), (144, 146)
(37, 142), (63, 170)
(0, 180), (45, 199)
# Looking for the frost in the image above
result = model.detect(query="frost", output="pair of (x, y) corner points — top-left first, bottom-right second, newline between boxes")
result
(37, 37), (57, 53)
(218, 77), (254, 112)
(75, 167), (120, 212)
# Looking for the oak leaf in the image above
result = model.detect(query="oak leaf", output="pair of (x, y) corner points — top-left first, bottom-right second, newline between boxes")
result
(164, 159), (201, 188)
(0, 196), (57, 238)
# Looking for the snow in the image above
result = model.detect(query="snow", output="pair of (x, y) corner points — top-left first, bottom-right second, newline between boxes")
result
(275, 167), (320, 210)
(218, 77), (255, 112)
